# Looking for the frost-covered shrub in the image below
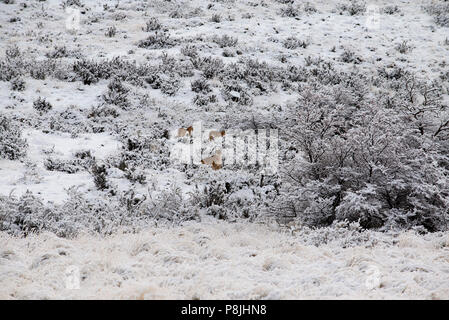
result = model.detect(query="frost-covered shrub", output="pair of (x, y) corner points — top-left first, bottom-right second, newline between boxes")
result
(425, 2), (449, 27)
(159, 75), (181, 96)
(295, 221), (382, 248)
(102, 77), (129, 108)
(192, 56), (225, 79)
(210, 13), (221, 23)
(44, 158), (82, 174)
(45, 46), (70, 59)
(273, 77), (449, 232)
(169, 8), (184, 19)
(44, 150), (93, 175)
(187, 169), (277, 221)
(395, 41), (412, 54)
(340, 49), (363, 64)
(144, 185), (199, 223)
(213, 34), (238, 48)
(303, 2), (318, 13)
(62, 0), (83, 8)
(105, 26), (117, 37)
(378, 66), (407, 80)
(191, 78), (211, 94)
(275, 0), (294, 4)
(181, 44), (198, 58)
(137, 32), (176, 49)
(87, 104), (120, 119)
(124, 166), (147, 184)
(280, 4), (300, 17)
(73, 59), (109, 85)
(0, 191), (48, 237)
(112, 125), (171, 171)
(0, 114), (28, 160)
(5, 45), (20, 59)
(48, 106), (92, 137)
(157, 53), (194, 78)
(193, 93), (217, 106)
(222, 48), (235, 57)
(283, 37), (308, 49)
(143, 17), (162, 31)
(10, 77), (25, 91)
(0, 59), (21, 81)
(337, 0), (366, 15)
(222, 80), (253, 105)
(91, 162), (109, 191)
(382, 5), (400, 15)
(33, 97), (53, 113)
(219, 58), (280, 95)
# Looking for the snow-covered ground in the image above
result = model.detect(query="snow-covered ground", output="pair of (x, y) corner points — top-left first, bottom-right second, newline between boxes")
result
(1, 221), (448, 299)
(1, 0), (449, 300)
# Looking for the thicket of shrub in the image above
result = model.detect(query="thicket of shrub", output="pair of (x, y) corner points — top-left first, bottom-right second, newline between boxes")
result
(0, 114), (28, 160)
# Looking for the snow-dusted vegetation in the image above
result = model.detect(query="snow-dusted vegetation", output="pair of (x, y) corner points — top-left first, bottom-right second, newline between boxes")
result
(0, 0), (448, 299)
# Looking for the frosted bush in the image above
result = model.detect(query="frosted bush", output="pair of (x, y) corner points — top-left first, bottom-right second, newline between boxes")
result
(337, 0), (366, 16)
(33, 97), (53, 113)
(272, 70), (449, 232)
(102, 77), (130, 108)
(0, 114), (28, 160)
(137, 32), (176, 49)
(143, 17), (162, 31)
(425, 2), (449, 27)
(213, 34), (238, 48)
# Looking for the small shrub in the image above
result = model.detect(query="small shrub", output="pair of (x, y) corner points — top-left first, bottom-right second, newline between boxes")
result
(143, 17), (162, 31)
(337, 0), (366, 16)
(280, 4), (300, 17)
(283, 37), (308, 49)
(0, 114), (28, 160)
(382, 5), (400, 15)
(425, 2), (449, 27)
(102, 78), (129, 108)
(181, 44), (198, 58)
(10, 77), (25, 91)
(73, 59), (107, 85)
(303, 2), (318, 13)
(160, 75), (181, 96)
(33, 97), (53, 113)
(5, 45), (20, 59)
(191, 78), (211, 94)
(395, 40), (412, 54)
(45, 46), (70, 59)
(91, 162), (109, 190)
(44, 158), (82, 174)
(213, 34), (238, 48)
(340, 49), (363, 64)
(210, 13), (221, 23)
(137, 32), (175, 49)
(105, 26), (117, 37)
(124, 166), (147, 184)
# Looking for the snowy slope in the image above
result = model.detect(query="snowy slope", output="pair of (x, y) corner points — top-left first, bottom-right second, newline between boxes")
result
(1, 221), (448, 300)
(1, 0), (449, 300)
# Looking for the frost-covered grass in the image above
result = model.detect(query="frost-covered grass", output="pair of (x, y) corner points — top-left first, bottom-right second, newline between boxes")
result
(1, 0), (449, 300)
(1, 221), (448, 300)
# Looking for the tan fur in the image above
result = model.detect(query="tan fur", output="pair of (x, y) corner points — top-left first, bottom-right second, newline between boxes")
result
(177, 126), (193, 137)
(209, 130), (225, 141)
(201, 150), (222, 170)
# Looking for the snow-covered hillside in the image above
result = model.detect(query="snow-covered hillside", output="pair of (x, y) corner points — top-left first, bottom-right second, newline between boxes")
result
(1, 221), (449, 299)
(1, 0), (449, 299)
